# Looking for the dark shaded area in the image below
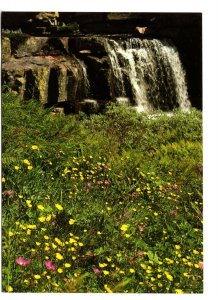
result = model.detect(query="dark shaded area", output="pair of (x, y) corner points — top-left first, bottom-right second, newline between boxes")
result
(47, 68), (59, 104)
(24, 70), (40, 100)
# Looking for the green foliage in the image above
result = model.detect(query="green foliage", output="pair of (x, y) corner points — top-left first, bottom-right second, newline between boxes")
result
(2, 92), (203, 293)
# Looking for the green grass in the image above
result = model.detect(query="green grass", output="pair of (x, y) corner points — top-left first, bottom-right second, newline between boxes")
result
(2, 92), (203, 293)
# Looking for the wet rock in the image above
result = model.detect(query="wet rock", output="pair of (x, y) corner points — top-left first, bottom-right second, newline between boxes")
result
(77, 99), (99, 114)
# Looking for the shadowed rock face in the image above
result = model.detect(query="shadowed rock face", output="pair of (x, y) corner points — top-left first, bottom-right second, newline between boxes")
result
(1, 12), (202, 111)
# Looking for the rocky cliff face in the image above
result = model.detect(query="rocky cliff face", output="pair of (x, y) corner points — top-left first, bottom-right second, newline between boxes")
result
(2, 12), (202, 112)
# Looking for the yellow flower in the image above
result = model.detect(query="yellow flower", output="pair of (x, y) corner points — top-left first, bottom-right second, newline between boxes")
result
(56, 253), (64, 260)
(78, 242), (84, 247)
(38, 216), (46, 222)
(193, 249), (199, 255)
(175, 289), (184, 294)
(23, 159), (30, 165)
(57, 268), (63, 273)
(104, 284), (113, 293)
(69, 219), (76, 225)
(165, 273), (173, 281)
(34, 275), (41, 279)
(103, 270), (109, 275)
(26, 229), (31, 235)
(27, 224), (37, 229)
(44, 235), (49, 240)
(46, 214), (52, 221)
(55, 204), (63, 211)
(64, 263), (71, 268)
(5, 285), (13, 292)
(97, 231), (102, 235)
(2, 177), (6, 183)
(158, 283), (163, 288)
(26, 200), (32, 208)
(27, 166), (33, 170)
(37, 204), (45, 210)
(106, 257), (112, 262)
(154, 212), (158, 216)
(72, 256), (77, 260)
(8, 231), (14, 237)
(31, 145), (39, 150)
(14, 166), (20, 170)
(140, 263), (146, 270)
(120, 224), (129, 232)
(129, 268), (135, 273)
(125, 234), (131, 238)
(99, 263), (108, 268)
(175, 245), (181, 250)
(36, 242), (41, 246)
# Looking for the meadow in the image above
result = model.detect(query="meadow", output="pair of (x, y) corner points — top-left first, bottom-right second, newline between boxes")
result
(2, 91), (203, 293)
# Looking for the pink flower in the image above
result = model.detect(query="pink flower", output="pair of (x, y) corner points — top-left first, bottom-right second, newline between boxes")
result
(105, 180), (111, 185)
(45, 260), (56, 271)
(170, 210), (178, 217)
(16, 257), (31, 267)
(131, 192), (137, 197)
(86, 182), (92, 188)
(92, 268), (101, 274)
(124, 211), (130, 217)
(199, 262), (203, 270)
(138, 225), (145, 232)
(6, 190), (14, 197)
(97, 180), (103, 185)
(103, 165), (109, 169)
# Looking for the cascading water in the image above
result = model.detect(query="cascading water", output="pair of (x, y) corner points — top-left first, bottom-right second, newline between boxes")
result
(105, 38), (191, 112)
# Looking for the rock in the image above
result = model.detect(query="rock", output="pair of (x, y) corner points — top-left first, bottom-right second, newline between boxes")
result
(135, 26), (149, 35)
(77, 99), (99, 114)
(2, 55), (85, 108)
(2, 37), (11, 62)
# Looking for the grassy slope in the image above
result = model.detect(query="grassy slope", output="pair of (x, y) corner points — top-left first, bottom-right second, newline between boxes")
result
(2, 92), (203, 293)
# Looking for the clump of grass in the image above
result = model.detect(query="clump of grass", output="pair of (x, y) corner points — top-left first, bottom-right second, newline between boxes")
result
(2, 92), (203, 293)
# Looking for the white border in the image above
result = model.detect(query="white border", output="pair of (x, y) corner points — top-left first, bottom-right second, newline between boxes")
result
(1, 1), (218, 300)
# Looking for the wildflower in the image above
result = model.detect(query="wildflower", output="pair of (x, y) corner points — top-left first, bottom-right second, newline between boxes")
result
(78, 242), (84, 247)
(193, 249), (199, 255)
(104, 284), (113, 293)
(103, 270), (109, 275)
(45, 260), (56, 271)
(5, 285), (13, 292)
(46, 214), (52, 221)
(138, 225), (144, 232)
(86, 182), (92, 188)
(120, 224), (129, 232)
(69, 219), (76, 225)
(124, 211), (130, 217)
(8, 231), (14, 237)
(72, 256), (77, 260)
(165, 272), (173, 281)
(129, 268), (135, 274)
(170, 210), (178, 217)
(125, 234), (131, 238)
(175, 245), (181, 250)
(37, 204), (45, 210)
(34, 275), (41, 279)
(140, 263), (146, 270)
(158, 283), (163, 288)
(93, 268), (101, 274)
(99, 263), (108, 268)
(97, 231), (102, 235)
(2, 177), (6, 183)
(57, 268), (63, 273)
(106, 257), (112, 262)
(154, 212), (158, 216)
(44, 235), (49, 240)
(31, 145), (39, 150)
(105, 180), (111, 185)
(38, 216), (46, 222)
(16, 257), (31, 267)
(199, 261), (203, 269)
(23, 159), (30, 165)
(55, 204), (63, 211)
(26, 200), (32, 208)
(6, 190), (14, 197)
(97, 180), (103, 185)
(64, 263), (71, 268)
(56, 253), (64, 260)
(175, 289), (184, 294)
(27, 166), (33, 170)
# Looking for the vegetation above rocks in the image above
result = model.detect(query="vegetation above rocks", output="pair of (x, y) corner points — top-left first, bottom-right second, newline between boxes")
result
(2, 92), (202, 293)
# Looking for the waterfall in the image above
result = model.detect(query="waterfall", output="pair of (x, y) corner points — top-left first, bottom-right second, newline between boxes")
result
(105, 38), (191, 112)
